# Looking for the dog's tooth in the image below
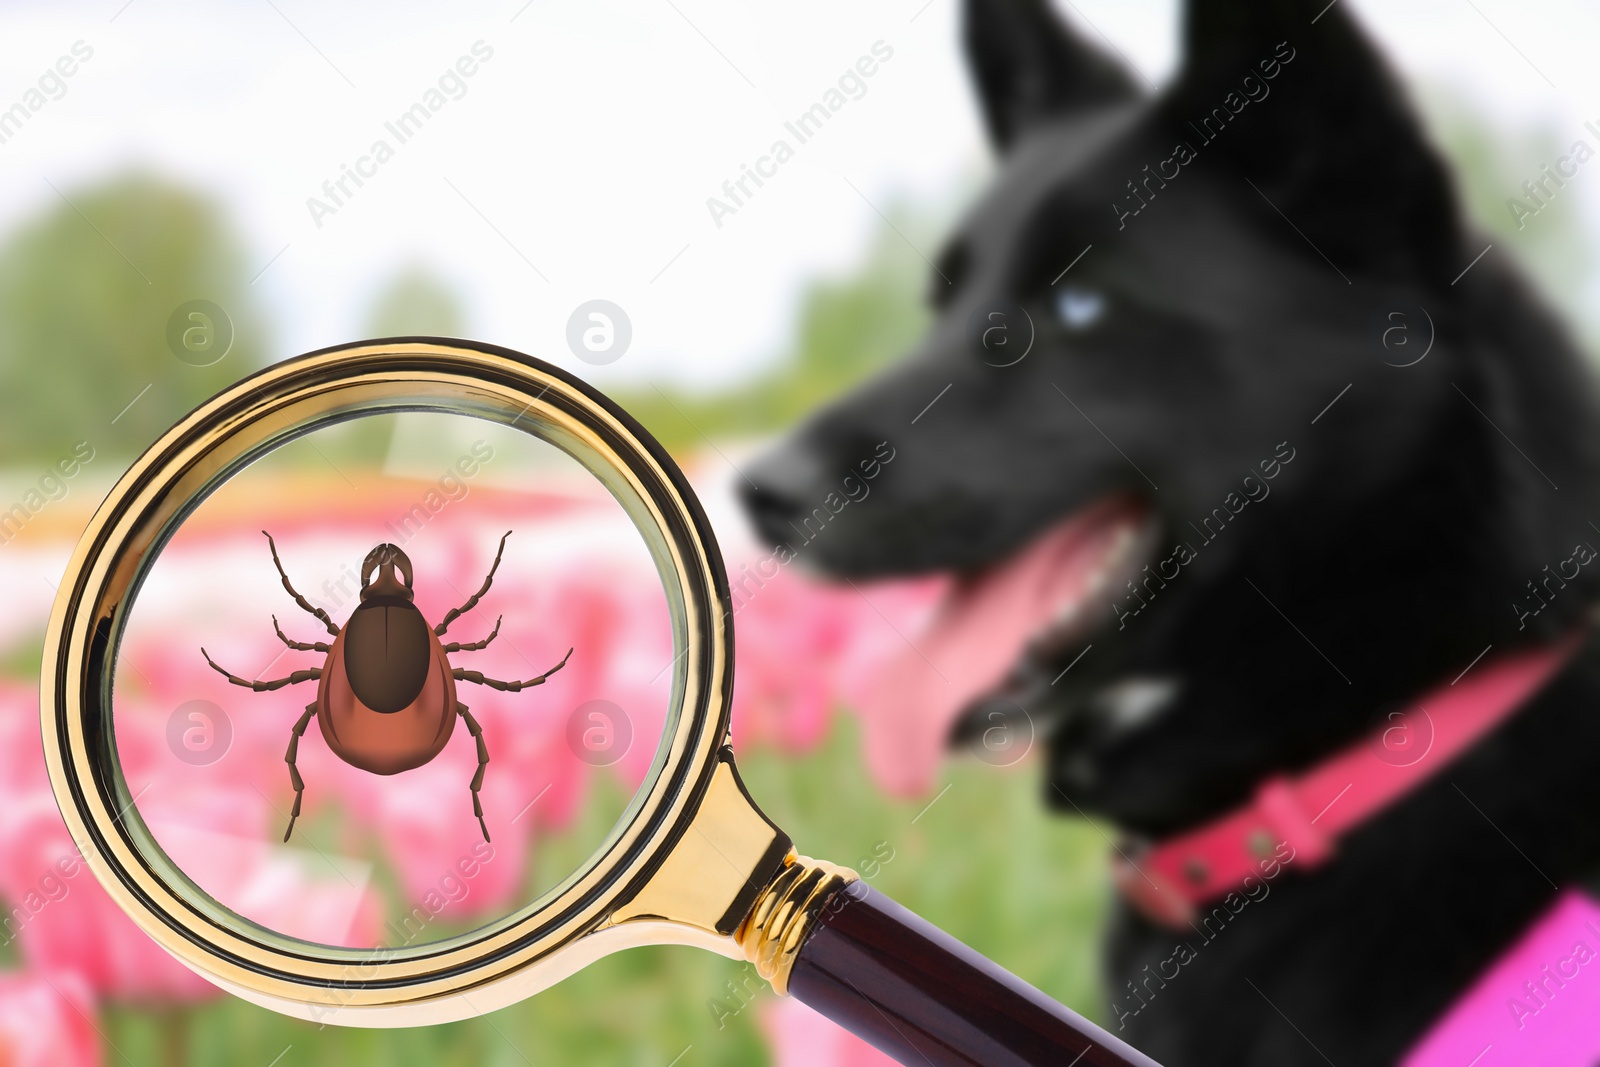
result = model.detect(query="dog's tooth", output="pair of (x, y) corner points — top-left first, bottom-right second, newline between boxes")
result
(1106, 525), (1135, 565)
(1094, 677), (1181, 734)
(1085, 532), (1131, 594)
(1036, 520), (1148, 649)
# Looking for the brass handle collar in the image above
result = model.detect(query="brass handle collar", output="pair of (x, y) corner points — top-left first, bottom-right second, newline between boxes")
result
(735, 853), (858, 995)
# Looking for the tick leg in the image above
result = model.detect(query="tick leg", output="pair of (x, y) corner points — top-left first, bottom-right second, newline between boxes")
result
(443, 615), (501, 654)
(435, 531), (510, 637)
(201, 648), (321, 692)
(263, 530), (340, 636)
(453, 648), (572, 692)
(458, 704), (492, 842)
(273, 615), (331, 653)
(283, 703), (317, 842)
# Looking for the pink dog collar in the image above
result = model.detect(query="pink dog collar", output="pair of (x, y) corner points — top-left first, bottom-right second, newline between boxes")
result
(1114, 632), (1585, 929)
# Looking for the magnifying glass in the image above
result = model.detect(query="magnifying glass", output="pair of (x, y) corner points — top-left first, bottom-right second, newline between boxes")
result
(41, 339), (1159, 1067)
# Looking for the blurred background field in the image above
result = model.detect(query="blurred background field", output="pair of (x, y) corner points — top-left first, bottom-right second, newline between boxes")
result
(81, 731), (1109, 1067)
(2, 1), (1599, 1063)
(0, 165), (1118, 1067)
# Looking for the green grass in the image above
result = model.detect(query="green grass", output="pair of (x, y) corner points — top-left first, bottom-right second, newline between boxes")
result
(99, 717), (1111, 1065)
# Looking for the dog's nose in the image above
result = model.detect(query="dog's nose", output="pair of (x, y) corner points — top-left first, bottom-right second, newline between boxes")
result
(740, 448), (820, 546)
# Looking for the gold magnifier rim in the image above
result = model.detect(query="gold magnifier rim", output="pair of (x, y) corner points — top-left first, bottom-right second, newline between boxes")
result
(39, 339), (742, 1024)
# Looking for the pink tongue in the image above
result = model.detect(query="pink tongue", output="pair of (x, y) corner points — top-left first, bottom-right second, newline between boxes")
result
(855, 500), (1136, 797)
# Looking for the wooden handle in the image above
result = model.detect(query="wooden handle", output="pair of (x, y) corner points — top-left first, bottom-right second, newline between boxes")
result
(789, 881), (1162, 1067)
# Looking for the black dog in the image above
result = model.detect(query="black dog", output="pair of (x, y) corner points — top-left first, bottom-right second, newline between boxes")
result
(742, 1), (1600, 1063)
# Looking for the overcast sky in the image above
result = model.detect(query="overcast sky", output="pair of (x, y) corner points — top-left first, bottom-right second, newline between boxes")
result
(0, 0), (1592, 390)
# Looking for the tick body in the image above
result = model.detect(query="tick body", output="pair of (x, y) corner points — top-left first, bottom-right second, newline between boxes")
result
(201, 531), (571, 842)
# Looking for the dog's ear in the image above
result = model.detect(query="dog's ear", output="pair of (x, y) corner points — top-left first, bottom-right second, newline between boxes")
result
(1169, 0), (1460, 282)
(964, 0), (1142, 150)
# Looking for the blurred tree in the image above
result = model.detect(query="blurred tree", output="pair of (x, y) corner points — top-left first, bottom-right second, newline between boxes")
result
(313, 264), (474, 467)
(0, 172), (268, 462)
(621, 198), (942, 452)
(365, 263), (467, 339)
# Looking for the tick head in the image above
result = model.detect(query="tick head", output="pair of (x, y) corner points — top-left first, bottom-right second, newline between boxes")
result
(360, 542), (414, 602)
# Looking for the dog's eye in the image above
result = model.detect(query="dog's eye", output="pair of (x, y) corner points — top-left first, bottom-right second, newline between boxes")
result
(1054, 285), (1106, 330)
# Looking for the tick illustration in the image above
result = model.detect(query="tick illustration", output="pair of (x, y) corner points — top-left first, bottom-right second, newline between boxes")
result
(200, 531), (571, 843)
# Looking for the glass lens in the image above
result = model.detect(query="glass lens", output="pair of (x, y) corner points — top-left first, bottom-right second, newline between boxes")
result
(109, 410), (674, 950)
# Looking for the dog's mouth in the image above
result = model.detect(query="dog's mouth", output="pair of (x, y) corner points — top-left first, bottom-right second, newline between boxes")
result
(853, 493), (1153, 795)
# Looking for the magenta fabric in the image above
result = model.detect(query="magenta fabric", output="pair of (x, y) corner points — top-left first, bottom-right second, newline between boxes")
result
(1403, 889), (1600, 1067)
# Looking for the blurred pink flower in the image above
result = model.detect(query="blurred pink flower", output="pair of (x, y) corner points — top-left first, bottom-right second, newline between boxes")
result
(0, 464), (947, 1020)
(564, 574), (674, 790)
(728, 558), (947, 785)
(762, 996), (901, 1067)
(7, 834), (219, 1004)
(342, 754), (531, 926)
(0, 682), (214, 1002)
(0, 680), (380, 998)
(729, 567), (862, 753)
(0, 970), (100, 1067)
